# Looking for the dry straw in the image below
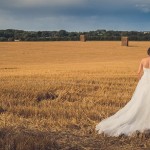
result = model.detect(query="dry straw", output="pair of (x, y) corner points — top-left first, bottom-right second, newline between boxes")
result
(121, 36), (129, 46)
(80, 35), (87, 42)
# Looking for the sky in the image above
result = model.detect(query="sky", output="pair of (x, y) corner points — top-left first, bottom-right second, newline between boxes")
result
(0, 0), (150, 31)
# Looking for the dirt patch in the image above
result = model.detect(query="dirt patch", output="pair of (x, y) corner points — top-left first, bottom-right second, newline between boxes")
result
(36, 91), (58, 102)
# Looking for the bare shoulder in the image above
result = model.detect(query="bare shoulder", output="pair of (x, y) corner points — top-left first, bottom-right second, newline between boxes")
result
(141, 57), (148, 62)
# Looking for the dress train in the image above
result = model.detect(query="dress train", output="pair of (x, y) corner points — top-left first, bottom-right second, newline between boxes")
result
(96, 67), (150, 136)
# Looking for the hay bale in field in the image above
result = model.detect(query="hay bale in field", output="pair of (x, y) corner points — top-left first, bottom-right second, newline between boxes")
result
(121, 37), (128, 46)
(80, 35), (86, 42)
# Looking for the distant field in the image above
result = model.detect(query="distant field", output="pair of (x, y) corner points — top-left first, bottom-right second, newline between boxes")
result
(0, 41), (150, 149)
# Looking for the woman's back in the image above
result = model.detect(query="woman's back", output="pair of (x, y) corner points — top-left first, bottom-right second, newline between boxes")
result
(141, 57), (150, 68)
(138, 56), (150, 80)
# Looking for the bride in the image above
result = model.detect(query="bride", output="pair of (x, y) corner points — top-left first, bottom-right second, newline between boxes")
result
(96, 48), (150, 137)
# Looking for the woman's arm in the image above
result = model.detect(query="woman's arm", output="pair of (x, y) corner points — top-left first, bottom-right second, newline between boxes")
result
(137, 60), (143, 80)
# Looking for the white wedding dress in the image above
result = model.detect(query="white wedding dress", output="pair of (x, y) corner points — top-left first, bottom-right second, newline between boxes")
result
(96, 67), (150, 137)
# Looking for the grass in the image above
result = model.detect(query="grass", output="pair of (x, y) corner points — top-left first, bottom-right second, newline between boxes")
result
(0, 41), (150, 149)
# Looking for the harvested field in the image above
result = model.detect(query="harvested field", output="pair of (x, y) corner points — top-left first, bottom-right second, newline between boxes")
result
(0, 41), (150, 149)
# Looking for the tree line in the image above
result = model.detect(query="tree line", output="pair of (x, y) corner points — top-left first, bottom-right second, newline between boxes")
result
(0, 29), (150, 41)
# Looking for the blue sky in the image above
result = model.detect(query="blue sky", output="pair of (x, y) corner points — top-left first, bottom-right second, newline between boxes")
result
(0, 0), (150, 31)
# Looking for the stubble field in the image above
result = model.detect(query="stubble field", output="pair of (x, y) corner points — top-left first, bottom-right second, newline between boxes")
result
(0, 41), (150, 150)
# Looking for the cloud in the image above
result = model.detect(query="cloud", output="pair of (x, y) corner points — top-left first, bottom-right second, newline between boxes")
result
(0, 0), (150, 31)
(0, 0), (138, 19)
(136, 4), (150, 13)
(0, 0), (85, 8)
(134, 0), (150, 13)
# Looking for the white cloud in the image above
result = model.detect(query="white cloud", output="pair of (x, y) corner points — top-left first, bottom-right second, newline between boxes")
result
(135, 0), (150, 13)
(136, 4), (150, 13)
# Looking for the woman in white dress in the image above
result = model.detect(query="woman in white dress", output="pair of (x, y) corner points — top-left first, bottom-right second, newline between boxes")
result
(96, 48), (150, 137)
